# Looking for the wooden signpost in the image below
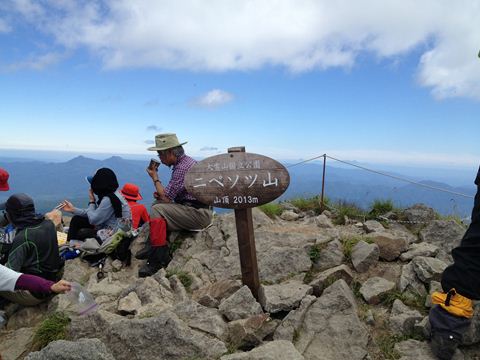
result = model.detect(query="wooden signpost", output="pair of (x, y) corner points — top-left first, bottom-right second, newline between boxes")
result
(185, 147), (290, 300)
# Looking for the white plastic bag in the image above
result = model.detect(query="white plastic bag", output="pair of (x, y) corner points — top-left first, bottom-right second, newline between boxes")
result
(66, 282), (98, 316)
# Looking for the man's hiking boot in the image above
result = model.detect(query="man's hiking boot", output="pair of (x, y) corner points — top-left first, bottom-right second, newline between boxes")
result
(135, 242), (152, 260)
(138, 246), (170, 277)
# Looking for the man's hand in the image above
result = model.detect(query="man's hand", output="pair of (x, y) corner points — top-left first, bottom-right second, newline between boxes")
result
(50, 280), (72, 294)
(146, 166), (158, 180)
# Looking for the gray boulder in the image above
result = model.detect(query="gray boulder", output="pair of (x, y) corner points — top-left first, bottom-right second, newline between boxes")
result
(259, 281), (313, 313)
(281, 210), (300, 221)
(26, 338), (115, 360)
(173, 300), (228, 341)
(308, 264), (353, 297)
(400, 243), (439, 261)
(193, 279), (242, 304)
(0, 327), (35, 360)
(118, 291), (141, 315)
(363, 220), (385, 233)
(399, 263), (427, 296)
(312, 239), (344, 271)
(258, 246), (312, 283)
(403, 204), (436, 224)
(351, 240), (379, 273)
(389, 299), (423, 335)
(274, 295), (316, 341)
(420, 220), (466, 254)
(281, 202), (300, 213)
(295, 280), (369, 360)
(70, 310), (227, 360)
(227, 314), (279, 350)
(411, 256), (447, 283)
(219, 286), (263, 321)
(394, 339), (464, 359)
(371, 233), (408, 261)
(221, 340), (304, 360)
(360, 277), (396, 304)
(413, 316), (431, 339)
(314, 214), (334, 229)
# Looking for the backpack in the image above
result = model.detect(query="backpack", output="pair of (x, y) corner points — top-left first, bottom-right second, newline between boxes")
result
(71, 229), (135, 266)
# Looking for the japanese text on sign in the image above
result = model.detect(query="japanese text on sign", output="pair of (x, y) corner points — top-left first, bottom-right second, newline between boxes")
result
(206, 160), (261, 171)
(193, 172), (278, 189)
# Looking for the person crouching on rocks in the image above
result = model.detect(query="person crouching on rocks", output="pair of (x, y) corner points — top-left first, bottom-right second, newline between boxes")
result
(429, 166), (480, 360)
(0, 193), (65, 306)
(62, 168), (132, 244)
(120, 183), (150, 230)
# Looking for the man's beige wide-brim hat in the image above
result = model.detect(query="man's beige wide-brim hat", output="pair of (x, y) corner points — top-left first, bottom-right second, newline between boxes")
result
(147, 133), (187, 151)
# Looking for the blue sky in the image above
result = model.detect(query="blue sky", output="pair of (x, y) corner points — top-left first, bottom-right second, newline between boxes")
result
(0, 1), (479, 170)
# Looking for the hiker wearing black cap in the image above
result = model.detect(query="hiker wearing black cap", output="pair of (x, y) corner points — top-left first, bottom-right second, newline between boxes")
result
(0, 193), (64, 306)
(61, 168), (131, 243)
(137, 133), (212, 277)
(429, 166), (480, 359)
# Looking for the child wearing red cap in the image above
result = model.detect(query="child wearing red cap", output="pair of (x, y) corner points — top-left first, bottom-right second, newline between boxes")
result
(0, 168), (9, 191)
(120, 183), (150, 229)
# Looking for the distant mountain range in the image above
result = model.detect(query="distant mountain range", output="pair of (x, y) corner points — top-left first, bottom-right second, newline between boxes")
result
(0, 155), (476, 218)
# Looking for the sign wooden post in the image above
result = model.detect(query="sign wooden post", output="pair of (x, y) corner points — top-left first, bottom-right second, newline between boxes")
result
(229, 147), (260, 299)
(185, 146), (290, 300)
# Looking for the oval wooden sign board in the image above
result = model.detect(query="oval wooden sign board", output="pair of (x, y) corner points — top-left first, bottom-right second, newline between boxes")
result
(185, 152), (290, 209)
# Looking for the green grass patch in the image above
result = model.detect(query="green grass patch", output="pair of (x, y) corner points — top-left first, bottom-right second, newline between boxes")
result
(166, 268), (193, 290)
(32, 312), (70, 350)
(438, 214), (466, 227)
(367, 199), (395, 219)
(303, 269), (316, 284)
(351, 280), (363, 300)
(289, 196), (328, 214)
(169, 234), (186, 255)
(332, 200), (366, 225)
(379, 290), (427, 314)
(261, 279), (275, 286)
(308, 243), (327, 263)
(258, 202), (283, 219)
(376, 334), (402, 360)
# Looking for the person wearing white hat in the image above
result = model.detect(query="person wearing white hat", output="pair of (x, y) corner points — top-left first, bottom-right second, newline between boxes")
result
(138, 133), (212, 277)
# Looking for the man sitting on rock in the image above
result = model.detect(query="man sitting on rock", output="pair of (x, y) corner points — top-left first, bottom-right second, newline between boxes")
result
(0, 193), (64, 306)
(429, 166), (480, 360)
(137, 133), (212, 277)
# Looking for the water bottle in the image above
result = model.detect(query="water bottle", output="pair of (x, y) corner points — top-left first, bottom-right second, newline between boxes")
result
(66, 282), (98, 316)
(62, 249), (80, 260)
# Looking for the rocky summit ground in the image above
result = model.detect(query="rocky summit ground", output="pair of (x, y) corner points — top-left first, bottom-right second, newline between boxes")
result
(1, 203), (479, 360)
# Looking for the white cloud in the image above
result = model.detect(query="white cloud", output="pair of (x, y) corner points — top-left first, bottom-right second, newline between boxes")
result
(194, 89), (234, 108)
(146, 125), (161, 131)
(2, 52), (64, 71)
(5, 0), (480, 99)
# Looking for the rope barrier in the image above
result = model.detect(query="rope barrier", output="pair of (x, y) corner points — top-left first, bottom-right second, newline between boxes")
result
(287, 154), (326, 168)
(286, 153), (474, 199)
